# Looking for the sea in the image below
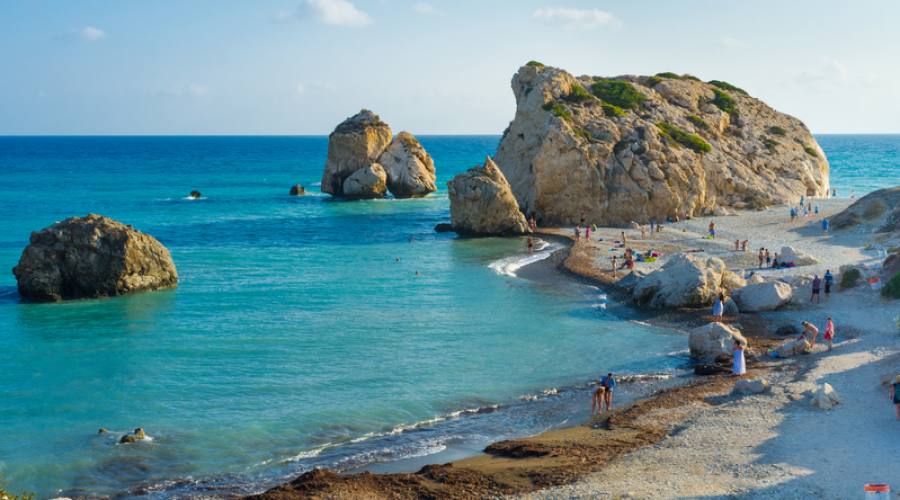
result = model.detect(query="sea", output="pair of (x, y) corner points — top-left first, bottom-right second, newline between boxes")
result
(0, 134), (896, 497)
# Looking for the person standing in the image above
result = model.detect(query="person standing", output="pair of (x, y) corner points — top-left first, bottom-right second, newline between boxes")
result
(811, 275), (822, 303)
(611, 255), (618, 278)
(712, 293), (725, 322)
(891, 375), (900, 420)
(574, 225), (581, 239)
(708, 221), (716, 239)
(824, 269), (834, 300)
(822, 218), (829, 233)
(601, 372), (616, 411)
(732, 340), (746, 377)
(765, 249), (771, 266)
(585, 225), (591, 240)
(621, 231), (627, 246)
(823, 316), (835, 351)
(758, 248), (765, 268)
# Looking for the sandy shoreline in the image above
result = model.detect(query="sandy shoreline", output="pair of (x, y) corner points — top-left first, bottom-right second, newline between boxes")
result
(252, 197), (900, 499)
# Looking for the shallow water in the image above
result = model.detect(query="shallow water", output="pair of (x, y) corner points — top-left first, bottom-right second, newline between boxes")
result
(0, 135), (894, 496)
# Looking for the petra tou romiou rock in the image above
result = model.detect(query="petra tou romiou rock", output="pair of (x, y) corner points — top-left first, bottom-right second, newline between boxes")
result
(631, 254), (745, 309)
(342, 163), (388, 200)
(12, 214), (178, 302)
(447, 157), (530, 236)
(320, 110), (437, 199)
(493, 62), (830, 226)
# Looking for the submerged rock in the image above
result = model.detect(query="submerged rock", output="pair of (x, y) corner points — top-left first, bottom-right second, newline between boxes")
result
(321, 110), (393, 197)
(119, 427), (147, 444)
(689, 322), (747, 362)
(12, 214), (178, 302)
(378, 132), (437, 198)
(342, 163), (388, 200)
(289, 184), (306, 196)
(189, 190), (202, 199)
(447, 157), (530, 236)
(632, 254), (744, 308)
(493, 63), (830, 225)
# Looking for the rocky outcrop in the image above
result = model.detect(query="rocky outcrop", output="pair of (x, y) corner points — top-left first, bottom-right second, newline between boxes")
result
(321, 110), (393, 197)
(289, 184), (306, 196)
(778, 246), (817, 266)
(632, 254), (745, 308)
(447, 157), (530, 235)
(119, 428), (147, 444)
(12, 214), (178, 302)
(831, 186), (900, 234)
(689, 322), (747, 362)
(734, 281), (793, 312)
(320, 110), (437, 199)
(378, 132), (437, 198)
(493, 63), (830, 225)
(342, 163), (387, 199)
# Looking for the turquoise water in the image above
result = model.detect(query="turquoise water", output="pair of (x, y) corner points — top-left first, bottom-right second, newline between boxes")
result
(0, 135), (896, 497)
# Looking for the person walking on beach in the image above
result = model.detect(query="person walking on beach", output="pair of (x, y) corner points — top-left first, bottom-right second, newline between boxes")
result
(811, 274), (822, 303)
(734, 239), (740, 251)
(620, 231), (627, 246)
(824, 269), (834, 300)
(741, 240), (748, 252)
(823, 316), (835, 351)
(790, 206), (797, 221)
(891, 375), (900, 420)
(712, 293), (725, 322)
(601, 373), (616, 411)
(732, 340), (746, 377)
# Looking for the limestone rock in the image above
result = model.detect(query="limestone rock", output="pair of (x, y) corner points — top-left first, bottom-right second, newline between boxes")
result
(734, 281), (793, 311)
(321, 110), (393, 197)
(342, 163), (387, 200)
(119, 427), (147, 444)
(779, 245), (818, 266)
(632, 254), (744, 308)
(775, 338), (811, 358)
(733, 378), (770, 395)
(689, 322), (747, 362)
(12, 215), (178, 302)
(810, 383), (841, 410)
(289, 184), (305, 196)
(447, 157), (530, 235)
(378, 132), (437, 198)
(493, 63), (830, 226)
(723, 297), (740, 316)
(831, 186), (900, 233)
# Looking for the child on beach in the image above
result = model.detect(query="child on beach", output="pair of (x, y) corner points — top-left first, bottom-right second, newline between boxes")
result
(822, 218), (829, 233)
(891, 376), (900, 420)
(574, 225), (581, 239)
(708, 221), (716, 239)
(732, 340), (746, 376)
(601, 373), (616, 411)
(741, 240), (748, 252)
(735, 239), (740, 251)
(811, 275), (822, 303)
(712, 293), (725, 322)
(823, 316), (835, 351)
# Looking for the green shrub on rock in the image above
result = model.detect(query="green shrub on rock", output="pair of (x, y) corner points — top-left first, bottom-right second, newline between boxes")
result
(526, 60), (545, 68)
(711, 89), (737, 113)
(883, 273), (900, 299)
(768, 125), (787, 136)
(764, 138), (780, 151)
(646, 76), (663, 87)
(709, 80), (748, 95)
(804, 145), (819, 158)
(655, 72), (681, 79)
(563, 83), (595, 103)
(543, 102), (572, 122)
(841, 268), (862, 289)
(602, 103), (626, 117)
(591, 79), (647, 109)
(687, 115), (710, 131)
(656, 122), (712, 153)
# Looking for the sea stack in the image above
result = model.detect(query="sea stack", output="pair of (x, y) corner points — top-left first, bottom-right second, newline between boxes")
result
(12, 214), (178, 302)
(447, 157), (530, 235)
(289, 184), (306, 196)
(493, 62), (831, 226)
(320, 110), (437, 199)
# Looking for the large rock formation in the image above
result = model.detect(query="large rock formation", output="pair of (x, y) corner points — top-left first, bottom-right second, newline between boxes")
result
(320, 110), (437, 199)
(378, 132), (437, 198)
(321, 110), (393, 197)
(493, 63), (830, 225)
(831, 186), (900, 234)
(734, 281), (793, 312)
(632, 254), (745, 308)
(12, 214), (178, 302)
(342, 163), (388, 199)
(447, 157), (530, 235)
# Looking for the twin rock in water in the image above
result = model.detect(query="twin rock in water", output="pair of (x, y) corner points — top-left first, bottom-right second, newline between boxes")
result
(11, 62), (832, 302)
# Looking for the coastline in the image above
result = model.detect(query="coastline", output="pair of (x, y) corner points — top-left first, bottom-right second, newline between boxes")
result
(251, 197), (900, 499)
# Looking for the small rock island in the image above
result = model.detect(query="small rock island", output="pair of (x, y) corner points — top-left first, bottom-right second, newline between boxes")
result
(12, 214), (178, 302)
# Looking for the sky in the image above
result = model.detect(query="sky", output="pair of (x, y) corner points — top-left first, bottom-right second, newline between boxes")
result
(1, 0), (898, 135)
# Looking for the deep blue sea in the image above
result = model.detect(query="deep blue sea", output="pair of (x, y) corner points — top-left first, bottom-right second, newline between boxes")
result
(0, 134), (896, 497)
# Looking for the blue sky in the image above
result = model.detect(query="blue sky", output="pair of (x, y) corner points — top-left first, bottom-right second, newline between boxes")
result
(1, 0), (898, 134)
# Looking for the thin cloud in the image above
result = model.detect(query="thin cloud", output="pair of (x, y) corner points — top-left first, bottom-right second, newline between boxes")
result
(58, 26), (106, 42)
(796, 58), (849, 86)
(412, 2), (437, 15)
(296, 83), (307, 95)
(303, 0), (372, 27)
(721, 36), (747, 49)
(532, 7), (617, 30)
(189, 83), (210, 97)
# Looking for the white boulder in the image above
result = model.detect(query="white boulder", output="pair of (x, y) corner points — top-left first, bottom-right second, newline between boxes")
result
(377, 132), (437, 198)
(779, 245), (818, 266)
(633, 254), (745, 308)
(733, 378), (769, 395)
(689, 322), (747, 362)
(734, 281), (793, 312)
(810, 383), (841, 410)
(774, 338), (811, 358)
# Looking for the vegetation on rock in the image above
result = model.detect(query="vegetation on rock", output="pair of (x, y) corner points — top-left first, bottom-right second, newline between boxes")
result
(526, 60), (545, 68)
(602, 103), (626, 118)
(883, 273), (900, 299)
(764, 138), (780, 151)
(657, 122), (712, 153)
(711, 89), (737, 113)
(841, 268), (862, 289)
(804, 145), (819, 158)
(544, 102), (573, 122)
(646, 76), (663, 87)
(563, 83), (595, 103)
(655, 72), (682, 79)
(686, 115), (710, 131)
(709, 80), (748, 95)
(590, 79), (647, 109)
(768, 125), (787, 136)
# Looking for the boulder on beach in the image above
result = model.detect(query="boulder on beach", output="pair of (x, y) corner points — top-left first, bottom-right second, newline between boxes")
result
(321, 110), (393, 197)
(289, 184), (306, 196)
(734, 281), (793, 312)
(341, 163), (388, 200)
(492, 62), (830, 226)
(830, 186), (900, 233)
(689, 322), (747, 362)
(810, 383), (841, 410)
(722, 297), (740, 316)
(733, 378), (769, 395)
(774, 338), (811, 358)
(377, 132), (437, 198)
(778, 246), (817, 266)
(12, 214), (178, 302)
(447, 157), (530, 236)
(632, 254), (745, 309)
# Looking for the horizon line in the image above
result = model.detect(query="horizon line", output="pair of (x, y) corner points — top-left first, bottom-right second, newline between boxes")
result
(2, 132), (899, 138)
